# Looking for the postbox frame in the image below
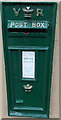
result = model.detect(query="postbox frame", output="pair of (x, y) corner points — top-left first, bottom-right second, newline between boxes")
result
(2, 2), (57, 118)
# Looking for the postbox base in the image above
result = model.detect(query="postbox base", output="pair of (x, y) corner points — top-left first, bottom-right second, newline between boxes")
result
(9, 111), (49, 118)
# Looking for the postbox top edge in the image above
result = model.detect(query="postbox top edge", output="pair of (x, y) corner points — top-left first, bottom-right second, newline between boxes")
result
(1, 1), (57, 5)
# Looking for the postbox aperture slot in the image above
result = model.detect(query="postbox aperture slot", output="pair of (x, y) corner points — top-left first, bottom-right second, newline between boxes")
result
(8, 28), (47, 33)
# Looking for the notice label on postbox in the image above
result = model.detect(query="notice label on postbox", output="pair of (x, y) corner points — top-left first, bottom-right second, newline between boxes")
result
(22, 51), (35, 79)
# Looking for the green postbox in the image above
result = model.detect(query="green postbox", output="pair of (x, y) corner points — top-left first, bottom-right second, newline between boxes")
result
(2, 2), (57, 118)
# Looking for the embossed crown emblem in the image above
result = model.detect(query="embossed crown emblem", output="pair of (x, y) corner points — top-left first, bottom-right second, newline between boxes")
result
(22, 7), (34, 18)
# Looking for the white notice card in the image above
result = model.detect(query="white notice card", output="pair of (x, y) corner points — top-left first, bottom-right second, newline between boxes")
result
(22, 51), (35, 78)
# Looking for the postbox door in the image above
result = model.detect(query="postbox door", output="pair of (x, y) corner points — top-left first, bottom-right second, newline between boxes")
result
(7, 43), (49, 117)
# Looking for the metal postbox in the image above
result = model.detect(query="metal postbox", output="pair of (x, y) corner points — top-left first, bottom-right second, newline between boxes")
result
(2, 2), (57, 118)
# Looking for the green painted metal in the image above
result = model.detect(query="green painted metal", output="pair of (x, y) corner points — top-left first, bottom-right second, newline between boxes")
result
(2, 2), (57, 118)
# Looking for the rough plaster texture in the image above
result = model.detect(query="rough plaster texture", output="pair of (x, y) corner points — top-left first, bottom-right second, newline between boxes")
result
(0, 0), (59, 119)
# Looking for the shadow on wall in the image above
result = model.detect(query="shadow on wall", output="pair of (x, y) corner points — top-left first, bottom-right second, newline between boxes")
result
(1, 118), (60, 120)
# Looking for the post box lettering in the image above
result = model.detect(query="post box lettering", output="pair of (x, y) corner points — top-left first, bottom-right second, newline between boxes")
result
(8, 20), (49, 29)
(37, 9), (43, 16)
(13, 7), (43, 17)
